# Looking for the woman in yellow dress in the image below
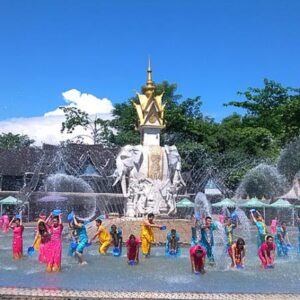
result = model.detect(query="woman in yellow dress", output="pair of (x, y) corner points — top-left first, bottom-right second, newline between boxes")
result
(140, 213), (164, 257)
(90, 219), (112, 254)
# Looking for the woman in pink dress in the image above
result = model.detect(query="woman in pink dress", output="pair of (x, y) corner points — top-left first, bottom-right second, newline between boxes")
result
(34, 221), (51, 264)
(270, 217), (278, 235)
(47, 214), (63, 272)
(2, 213), (10, 233)
(126, 234), (140, 264)
(9, 216), (24, 259)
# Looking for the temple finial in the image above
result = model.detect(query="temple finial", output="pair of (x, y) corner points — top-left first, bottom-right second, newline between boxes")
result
(147, 57), (153, 85)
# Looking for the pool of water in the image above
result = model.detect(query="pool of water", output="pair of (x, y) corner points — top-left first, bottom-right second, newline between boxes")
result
(0, 227), (300, 293)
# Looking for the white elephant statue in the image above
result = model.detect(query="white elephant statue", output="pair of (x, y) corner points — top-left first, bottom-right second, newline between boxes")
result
(112, 145), (143, 197)
(165, 145), (186, 187)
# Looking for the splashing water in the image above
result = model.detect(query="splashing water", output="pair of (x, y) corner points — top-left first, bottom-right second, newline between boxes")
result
(39, 174), (97, 221)
(234, 207), (251, 242)
(236, 163), (289, 199)
(194, 192), (211, 218)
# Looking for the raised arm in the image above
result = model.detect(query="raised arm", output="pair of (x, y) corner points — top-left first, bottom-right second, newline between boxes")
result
(9, 216), (15, 228)
(45, 213), (52, 225)
(250, 211), (257, 223)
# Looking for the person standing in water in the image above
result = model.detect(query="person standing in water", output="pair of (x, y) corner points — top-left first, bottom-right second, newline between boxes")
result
(140, 213), (163, 257)
(2, 212), (10, 233)
(190, 244), (206, 274)
(9, 215), (24, 259)
(73, 217), (89, 265)
(275, 222), (290, 256)
(258, 235), (276, 269)
(126, 234), (140, 264)
(35, 221), (51, 264)
(228, 238), (246, 268)
(90, 219), (112, 255)
(200, 216), (217, 265)
(46, 214), (63, 272)
(166, 229), (180, 255)
(270, 217), (278, 235)
(32, 211), (48, 252)
(250, 210), (267, 249)
(224, 217), (236, 253)
(110, 224), (122, 254)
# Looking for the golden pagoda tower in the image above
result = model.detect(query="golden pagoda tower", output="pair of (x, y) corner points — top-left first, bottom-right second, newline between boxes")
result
(133, 60), (165, 146)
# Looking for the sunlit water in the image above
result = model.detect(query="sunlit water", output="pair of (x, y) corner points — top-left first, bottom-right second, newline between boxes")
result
(0, 227), (300, 293)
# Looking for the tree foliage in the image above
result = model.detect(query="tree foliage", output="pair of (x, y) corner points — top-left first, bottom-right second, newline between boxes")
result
(0, 133), (35, 150)
(226, 79), (300, 145)
(58, 78), (300, 193)
(60, 106), (113, 146)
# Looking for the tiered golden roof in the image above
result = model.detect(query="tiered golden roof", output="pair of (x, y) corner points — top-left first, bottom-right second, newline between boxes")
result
(133, 60), (165, 128)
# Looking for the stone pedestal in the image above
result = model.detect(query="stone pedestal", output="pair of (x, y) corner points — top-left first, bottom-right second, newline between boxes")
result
(126, 202), (135, 218)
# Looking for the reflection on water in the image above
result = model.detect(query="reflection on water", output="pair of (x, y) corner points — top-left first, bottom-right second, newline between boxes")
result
(0, 227), (300, 293)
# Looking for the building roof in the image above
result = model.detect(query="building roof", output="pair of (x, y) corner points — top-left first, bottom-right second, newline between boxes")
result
(0, 144), (118, 177)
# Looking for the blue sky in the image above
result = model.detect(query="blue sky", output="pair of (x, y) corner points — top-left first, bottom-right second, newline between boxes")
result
(0, 0), (300, 124)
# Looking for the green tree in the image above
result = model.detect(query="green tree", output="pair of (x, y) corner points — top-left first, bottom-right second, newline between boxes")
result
(59, 107), (113, 146)
(0, 133), (35, 149)
(110, 80), (216, 148)
(225, 79), (300, 145)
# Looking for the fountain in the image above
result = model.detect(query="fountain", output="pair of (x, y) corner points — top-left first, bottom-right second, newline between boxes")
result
(0, 65), (300, 298)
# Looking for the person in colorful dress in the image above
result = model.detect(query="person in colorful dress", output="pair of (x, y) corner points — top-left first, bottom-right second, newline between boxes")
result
(110, 224), (122, 255)
(73, 217), (89, 265)
(36, 221), (51, 264)
(224, 217), (236, 253)
(32, 211), (48, 252)
(258, 235), (276, 269)
(190, 244), (206, 274)
(275, 222), (290, 256)
(250, 210), (267, 249)
(9, 215), (24, 259)
(270, 217), (278, 235)
(47, 214), (63, 272)
(2, 212), (10, 233)
(228, 238), (246, 268)
(140, 213), (162, 257)
(165, 229), (180, 255)
(90, 219), (112, 255)
(126, 234), (140, 264)
(200, 216), (217, 265)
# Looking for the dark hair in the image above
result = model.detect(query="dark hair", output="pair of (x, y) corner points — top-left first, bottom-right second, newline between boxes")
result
(53, 216), (59, 221)
(96, 219), (102, 225)
(195, 247), (203, 253)
(148, 213), (154, 218)
(111, 224), (116, 229)
(38, 221), (47, 235)
(266, 235), (273, 241)
(205, 216), (212, 221)
(171, 229), (176, 234)
(237, 238), (245, 246)
(129, 234), (136, 240)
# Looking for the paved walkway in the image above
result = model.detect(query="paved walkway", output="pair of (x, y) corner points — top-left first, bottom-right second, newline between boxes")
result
(0, 288), (300, 300)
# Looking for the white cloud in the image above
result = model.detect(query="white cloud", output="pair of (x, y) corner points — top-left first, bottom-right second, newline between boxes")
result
(45, 89), (113, 117)
(0, 89), (114, 146)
